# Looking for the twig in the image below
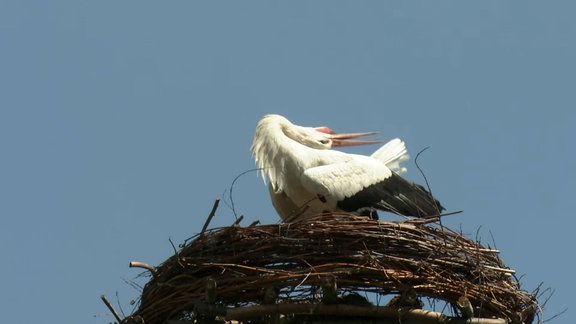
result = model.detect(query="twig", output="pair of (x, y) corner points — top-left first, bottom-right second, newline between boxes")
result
(168, 237), (185, 268)
(226, 168), (260, 219)
(233, 215), (244, 226)
(482, 265), (515, 275)
(440, 210), (464, 217)
(115, 291), (126, 318)
(121, 277), (143, 292)
(489, 229), (499, 251)
(101, 294), (123, 323)
(544, 307), (567, 323)
(294, 272), (312, 290)
(413, 146), (451, 255)
(129, 261), (156, 275)
(168, 236), (178, 255)
(414, 146), (442, 217)
(540, 287), (565, 323)
(201, 198), (220, 236)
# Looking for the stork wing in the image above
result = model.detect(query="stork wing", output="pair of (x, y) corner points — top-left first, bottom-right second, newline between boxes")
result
(301, 156), (393, 202)
(302, 155), (443, 217)
(271, 140), (410, 222)
(337, 172), (444, 217)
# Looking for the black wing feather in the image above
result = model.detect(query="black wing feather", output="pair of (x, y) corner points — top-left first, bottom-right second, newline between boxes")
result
(337, 173), (444, 218)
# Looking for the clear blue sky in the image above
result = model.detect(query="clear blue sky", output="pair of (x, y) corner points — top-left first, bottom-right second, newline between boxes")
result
(1, 1), (574, 323)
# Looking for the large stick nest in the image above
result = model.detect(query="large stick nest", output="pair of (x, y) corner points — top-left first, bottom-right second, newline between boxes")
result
(124, 214), (539, 324)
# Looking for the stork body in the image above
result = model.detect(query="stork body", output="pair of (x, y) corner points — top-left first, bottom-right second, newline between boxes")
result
(251, 114), (443, 222)
(267, 138), (410, 221)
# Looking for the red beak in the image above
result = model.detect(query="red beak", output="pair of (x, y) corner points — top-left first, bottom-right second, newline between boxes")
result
(315, 127), (380, 147)
(330, 131), (380, 147)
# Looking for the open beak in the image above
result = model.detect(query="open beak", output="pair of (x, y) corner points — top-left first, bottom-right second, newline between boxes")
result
(330, 131), (380, 147)
(315, 127), (380, 147)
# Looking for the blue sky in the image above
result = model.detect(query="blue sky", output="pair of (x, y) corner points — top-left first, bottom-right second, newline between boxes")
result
(1, 1), (574, 323)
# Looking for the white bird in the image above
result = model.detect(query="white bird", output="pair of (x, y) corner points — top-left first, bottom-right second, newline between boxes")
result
(266, 137), (410, 221)
(251, 114), (444, 222)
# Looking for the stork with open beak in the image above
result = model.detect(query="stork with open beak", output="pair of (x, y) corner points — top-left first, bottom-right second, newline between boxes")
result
(251, 114), (444, 222)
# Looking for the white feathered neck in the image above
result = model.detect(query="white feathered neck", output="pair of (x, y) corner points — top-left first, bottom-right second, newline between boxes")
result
(251, 114), (332, 192)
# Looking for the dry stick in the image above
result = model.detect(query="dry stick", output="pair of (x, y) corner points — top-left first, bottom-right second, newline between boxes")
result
(168, 236), (179, 254)
(114, 291), (126, 319)
(227, 168), (260, 219)
(413, 146), (442, 217)
(201, 198), (220, 236)
(440, 210), (464, 217)
(129, 261), (156, 275)
(233, 214), (244, 226)
(167, 236), (185, 268)
(100, 294), (123, 323)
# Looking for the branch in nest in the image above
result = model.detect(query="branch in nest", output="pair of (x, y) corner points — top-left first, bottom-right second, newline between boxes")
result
(100, 294), (123, 323)
(200, 199), (220, 236)
(129, 261), (155, 276)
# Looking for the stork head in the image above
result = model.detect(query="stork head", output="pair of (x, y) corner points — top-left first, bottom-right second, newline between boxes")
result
(281, 120), (379, 150)
(252, 114), (379, 185)
(253, 114), (379, 151)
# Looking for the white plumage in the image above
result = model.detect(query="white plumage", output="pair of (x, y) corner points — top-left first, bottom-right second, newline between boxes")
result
(251, 114), (443, 222)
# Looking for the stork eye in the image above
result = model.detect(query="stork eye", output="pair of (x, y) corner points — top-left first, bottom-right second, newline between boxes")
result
(319, 139), (330, 145)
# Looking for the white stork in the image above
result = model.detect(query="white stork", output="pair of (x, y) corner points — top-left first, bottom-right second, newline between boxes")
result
(251, 114), (444, 222)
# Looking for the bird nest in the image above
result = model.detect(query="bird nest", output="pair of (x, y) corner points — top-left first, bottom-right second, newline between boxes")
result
(121, 212), (539, 324)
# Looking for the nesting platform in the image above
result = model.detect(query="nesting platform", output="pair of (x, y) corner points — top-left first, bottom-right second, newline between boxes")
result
(119, 213), (539, 324)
